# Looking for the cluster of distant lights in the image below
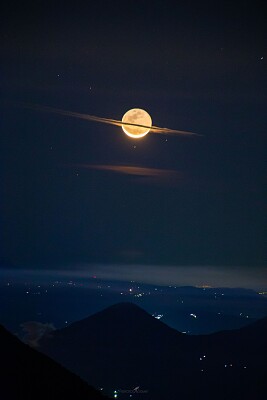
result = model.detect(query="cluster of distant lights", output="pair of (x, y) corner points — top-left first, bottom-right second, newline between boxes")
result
(101, 357), (249, 397)
(153, 313), (164, 320)
(4, 280), (164, 300)
(197, 354), (248, 373)
(5, 280), (267, 297)
(3, 280), (264, 327)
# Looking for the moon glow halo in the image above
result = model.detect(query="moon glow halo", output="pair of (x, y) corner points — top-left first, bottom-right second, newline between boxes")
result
(122, 108), (152, 138)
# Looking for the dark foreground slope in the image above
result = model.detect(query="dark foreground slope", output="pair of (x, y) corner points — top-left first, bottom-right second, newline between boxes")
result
(0, 325), (108, 400)
(40, 302), (267, 400)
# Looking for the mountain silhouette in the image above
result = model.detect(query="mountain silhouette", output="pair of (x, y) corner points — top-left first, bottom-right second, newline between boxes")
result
(40, 302), (267, 400)
(0, 324), (108, 400)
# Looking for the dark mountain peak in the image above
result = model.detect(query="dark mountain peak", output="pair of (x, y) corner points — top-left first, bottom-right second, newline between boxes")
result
(40, 302), (186, 396)
(55, 302), (182, 340)
(93, 301), (150, 316)
(40, 302), (185, 361)
(104, 301), (144, 310)
(91, 301), (153, 319)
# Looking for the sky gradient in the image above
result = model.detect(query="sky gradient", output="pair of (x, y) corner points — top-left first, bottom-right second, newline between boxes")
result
(1, 2), (266, 285)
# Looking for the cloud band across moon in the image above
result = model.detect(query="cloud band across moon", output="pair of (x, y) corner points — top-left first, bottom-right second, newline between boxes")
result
(22, 103), (200, 136)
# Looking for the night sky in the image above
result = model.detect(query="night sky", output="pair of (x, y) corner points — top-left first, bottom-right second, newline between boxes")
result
(1, 1), (266, 287)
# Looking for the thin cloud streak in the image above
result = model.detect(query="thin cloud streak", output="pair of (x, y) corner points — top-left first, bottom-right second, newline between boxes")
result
(1, 265), (266, 290)
(73, 164), (183, 186)
(78, 164), (182, 178)
(21, 103), (200, 136)
(73, 264), (267, 290)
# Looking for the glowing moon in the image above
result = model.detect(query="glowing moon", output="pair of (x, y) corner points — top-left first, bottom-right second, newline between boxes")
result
(122, 108), (152, 138)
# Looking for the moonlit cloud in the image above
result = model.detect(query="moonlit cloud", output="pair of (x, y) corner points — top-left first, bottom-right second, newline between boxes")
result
(21, 321), (56, 348)
(73, 164), (183, 186)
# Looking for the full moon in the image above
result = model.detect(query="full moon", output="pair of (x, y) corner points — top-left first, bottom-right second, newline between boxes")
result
(122, 108), (152, 138)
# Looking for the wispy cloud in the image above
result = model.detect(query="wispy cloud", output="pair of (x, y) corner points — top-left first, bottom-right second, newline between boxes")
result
(21, 321), (56, 348)
(74, 164), (183, 186)
(69, 264), (267, 290)
(20, 103), (200, 136)
(1, 265), (266, 289)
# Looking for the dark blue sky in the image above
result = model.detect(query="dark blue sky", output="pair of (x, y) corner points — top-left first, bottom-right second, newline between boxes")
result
(1, 1), (266, 281)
